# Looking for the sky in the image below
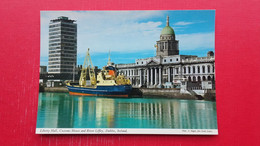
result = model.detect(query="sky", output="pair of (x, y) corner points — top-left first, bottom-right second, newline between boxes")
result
(40, 10), (215, 68)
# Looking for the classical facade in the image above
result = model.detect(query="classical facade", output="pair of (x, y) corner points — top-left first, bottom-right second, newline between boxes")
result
(115, 16), (215, 88)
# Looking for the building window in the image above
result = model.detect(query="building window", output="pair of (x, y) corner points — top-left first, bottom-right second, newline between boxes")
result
(170, 59), (172, 62)
(208, 65), (210, 73)
(198, 76), (201, 82)
(176, 68), (179, 74)
(197, 66), (200, 73)
(176, 58), (178, 61)
(137, 62), (138, 64)
(213, 66), (215, 73)
(142, 62), (143, 64)
(202, 66), (205, 73)
(193, 66), (195, 73)
(164, 59), (166, 62)
(184, 67), (186, 74)
(188, 67), (191, 74)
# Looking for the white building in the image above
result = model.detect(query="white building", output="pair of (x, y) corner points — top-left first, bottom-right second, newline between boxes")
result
(115, 16), (215, 88)
(48, 16), (77, 74)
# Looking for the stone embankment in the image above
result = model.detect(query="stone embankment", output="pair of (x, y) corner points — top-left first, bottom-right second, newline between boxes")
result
(130, 88), (197, 99)
(40, 86), (215, 101)
(40, 87), (68, 92)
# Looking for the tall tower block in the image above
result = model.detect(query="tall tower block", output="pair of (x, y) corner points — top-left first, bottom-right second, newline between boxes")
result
(48, 16), (77, 74)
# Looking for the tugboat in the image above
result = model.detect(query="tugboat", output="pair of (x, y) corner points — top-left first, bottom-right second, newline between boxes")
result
(66, 49), (132, 97)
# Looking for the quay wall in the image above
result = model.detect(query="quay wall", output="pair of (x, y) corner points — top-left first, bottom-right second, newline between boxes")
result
(40, 86), (215, 100)
(42, 87), (68, 92)
(133, 88), (197, 100)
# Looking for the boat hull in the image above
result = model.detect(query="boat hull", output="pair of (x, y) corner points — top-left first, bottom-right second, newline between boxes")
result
(67, 85), (132, 97)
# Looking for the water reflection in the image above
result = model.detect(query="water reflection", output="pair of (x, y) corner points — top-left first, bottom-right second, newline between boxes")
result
(37, 93), (217, 129)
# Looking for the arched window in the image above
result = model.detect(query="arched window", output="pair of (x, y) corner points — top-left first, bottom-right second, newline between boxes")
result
(193, 76), (196, 81)
(207, 76), (211, 81)
(212, 66), (215, 73)
(188, 67), (191, 74)
(198, 76), (201, 82)
(208, 65), (210, 73)
(202, 76), (206, 81)
(184, 67), (186, 74)
(197, 66), (200, 73)
(202, 66), (205, 73)
(193, 66), (196, 73)
(188, 76), (191, 81)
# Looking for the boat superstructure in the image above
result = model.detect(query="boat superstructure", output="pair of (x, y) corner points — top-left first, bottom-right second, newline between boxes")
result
(66, 48), (132, 97)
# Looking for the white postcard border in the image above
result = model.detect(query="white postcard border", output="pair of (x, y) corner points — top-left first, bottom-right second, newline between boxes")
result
(36, 128), (218, 135)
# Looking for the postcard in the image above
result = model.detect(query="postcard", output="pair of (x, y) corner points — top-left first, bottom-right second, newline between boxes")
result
(36, 10), (217, 135)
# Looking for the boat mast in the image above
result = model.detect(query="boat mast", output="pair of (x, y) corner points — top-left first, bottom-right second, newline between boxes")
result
(79, 50), (88, 86)
(87, 49), (96, 85)
(79, 48), (96, 86)
(107, 49), (111, 66)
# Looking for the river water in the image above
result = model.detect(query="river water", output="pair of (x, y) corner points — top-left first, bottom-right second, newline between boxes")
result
(36, 92), (217, 129)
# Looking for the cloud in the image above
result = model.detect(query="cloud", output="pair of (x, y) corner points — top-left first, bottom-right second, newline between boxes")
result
(174, 21), (194, 26)
(176, 32), (215, 50)
(40, 11), (165, 59)
(40, 11), (215, 66)
(173, 20), (205, 26)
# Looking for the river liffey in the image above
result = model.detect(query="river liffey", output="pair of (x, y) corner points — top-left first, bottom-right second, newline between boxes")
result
(36, 92), (217, 129)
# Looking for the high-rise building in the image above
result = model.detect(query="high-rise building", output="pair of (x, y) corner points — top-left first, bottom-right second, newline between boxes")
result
(48, 16), (77, 74)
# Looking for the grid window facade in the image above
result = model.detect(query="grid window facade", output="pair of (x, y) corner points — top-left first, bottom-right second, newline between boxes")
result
(48, 17), (77, 74)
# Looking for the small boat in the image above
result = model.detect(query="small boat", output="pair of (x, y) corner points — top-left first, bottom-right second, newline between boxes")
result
(66, 49), (132, 97)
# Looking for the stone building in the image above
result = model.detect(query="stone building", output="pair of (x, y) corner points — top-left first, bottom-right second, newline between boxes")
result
(115, 16), (215, 88)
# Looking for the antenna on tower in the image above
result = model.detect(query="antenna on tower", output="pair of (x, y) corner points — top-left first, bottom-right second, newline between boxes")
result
(166, 15), (169, 26)
(108, 49), (111, 65)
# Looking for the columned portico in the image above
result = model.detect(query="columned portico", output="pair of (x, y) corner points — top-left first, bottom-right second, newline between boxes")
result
(151, 68), (154, 86)
(114, 16), (215, 89)
(147, 68), (150, 86)
(155, 68), (158, 85)
(159, 67), (162, 86)
(167, 67), (171, 82)
(179, 66), (182, 78)
(139, 69), (142, 86)
(172, 67), (175, 80)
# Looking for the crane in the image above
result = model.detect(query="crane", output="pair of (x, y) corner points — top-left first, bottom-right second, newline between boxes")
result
(79, 48), (96, 86)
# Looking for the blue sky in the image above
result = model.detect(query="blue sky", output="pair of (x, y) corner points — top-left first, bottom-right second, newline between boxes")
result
(40, 10), (215, 68)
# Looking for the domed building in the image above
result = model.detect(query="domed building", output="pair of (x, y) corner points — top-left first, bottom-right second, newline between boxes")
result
(156, 16), (179, 56)
(115, 16), (215, 89)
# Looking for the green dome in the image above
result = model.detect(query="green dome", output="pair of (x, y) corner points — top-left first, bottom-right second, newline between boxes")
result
(161, 26), (175, 35)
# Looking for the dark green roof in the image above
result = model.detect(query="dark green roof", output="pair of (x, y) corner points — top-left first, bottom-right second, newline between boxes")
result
(161, 26), (175, 35)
